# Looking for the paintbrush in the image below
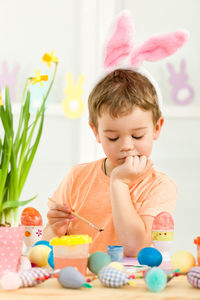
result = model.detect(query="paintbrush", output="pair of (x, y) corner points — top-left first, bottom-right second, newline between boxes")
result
(48, 197), (104, 232)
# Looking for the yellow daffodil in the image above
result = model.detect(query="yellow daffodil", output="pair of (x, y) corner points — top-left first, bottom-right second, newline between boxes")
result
(29, 69), (48, 86)
(0, 92), (3, 106)
(42, 50), (58, 67)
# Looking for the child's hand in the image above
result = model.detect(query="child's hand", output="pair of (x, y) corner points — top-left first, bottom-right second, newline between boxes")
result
(110, 155), (153, 185)
(47, 203), (77, 237)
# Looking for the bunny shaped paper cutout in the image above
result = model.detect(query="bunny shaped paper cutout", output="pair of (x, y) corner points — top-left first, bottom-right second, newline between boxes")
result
(104, 10), (189, 69)
(62, 72), (85, 119)
(0, 61), (20, 102)
(167, 59), (194, 105)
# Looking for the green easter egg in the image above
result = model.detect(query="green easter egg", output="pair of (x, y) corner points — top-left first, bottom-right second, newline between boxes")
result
(88, 251), (111, 274)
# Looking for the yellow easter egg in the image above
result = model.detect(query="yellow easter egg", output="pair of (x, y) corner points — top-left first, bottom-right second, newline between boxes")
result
(108, 262), (125, 271)
(28, 245), (51, 267)
(171, 250), (196, 272)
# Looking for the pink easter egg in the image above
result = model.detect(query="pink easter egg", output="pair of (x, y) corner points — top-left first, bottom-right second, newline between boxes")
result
(152, 212), (174, 231)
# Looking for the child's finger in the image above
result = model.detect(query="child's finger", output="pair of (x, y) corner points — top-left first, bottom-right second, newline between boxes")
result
(139, 155), (147, 167)
(48, 202), (71, 213)
(51, 221), (69, 236)
(146, 158), (154, 169)
(124, 155), (133, 165)
(47, 209), (70, 219)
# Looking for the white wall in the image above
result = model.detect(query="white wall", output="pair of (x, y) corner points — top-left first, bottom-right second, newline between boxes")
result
(0, 0), (199, 257)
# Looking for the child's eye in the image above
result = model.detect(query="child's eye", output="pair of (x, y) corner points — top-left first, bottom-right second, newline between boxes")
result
(108, 137), (119, 141)
(132, 135), (143, 140)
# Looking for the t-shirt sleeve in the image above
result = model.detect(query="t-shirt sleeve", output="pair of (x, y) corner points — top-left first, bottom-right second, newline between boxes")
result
(48, 167), (75, 209)
(138, 176), (177, 217)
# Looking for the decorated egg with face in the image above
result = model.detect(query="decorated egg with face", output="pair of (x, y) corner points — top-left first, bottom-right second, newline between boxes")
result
(152, 212), (174, 254)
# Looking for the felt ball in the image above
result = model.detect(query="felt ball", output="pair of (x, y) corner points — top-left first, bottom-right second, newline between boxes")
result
(108, 262), (125, 271)
(187, 267), (200, 288)
(145, 267), (167, 292)
(171, 250), (195, 272)
(88, 252), (111, 274)
(28, 245), (51, 267)
(58, 267), (86, 289)
(0, 272), (21, 290)
(137, 247), (162, 267)
(99, 266), (128, 288)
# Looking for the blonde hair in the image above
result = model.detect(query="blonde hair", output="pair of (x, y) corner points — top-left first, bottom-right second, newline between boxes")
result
(88, 69), (161, 129)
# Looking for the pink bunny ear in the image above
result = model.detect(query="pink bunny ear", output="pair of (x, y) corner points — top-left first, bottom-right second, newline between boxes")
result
(104, 10), (135, 69)
(130, 30), (189, 67)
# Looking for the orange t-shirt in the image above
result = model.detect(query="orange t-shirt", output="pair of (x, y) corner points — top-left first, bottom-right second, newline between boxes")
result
(49, 158), (177, 253)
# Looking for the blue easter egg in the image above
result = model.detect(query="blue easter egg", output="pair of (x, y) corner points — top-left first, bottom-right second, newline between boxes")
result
(137, 247), (162, 267)
(48, 249), (54, 269)
(33, 240), (53, 250)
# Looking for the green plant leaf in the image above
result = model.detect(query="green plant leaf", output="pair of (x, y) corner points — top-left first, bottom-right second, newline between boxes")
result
(1, 194), (38, 211)
(18, 111), (45, 195)
(0, 137), (12, 201)
(5, 86), (13, 136)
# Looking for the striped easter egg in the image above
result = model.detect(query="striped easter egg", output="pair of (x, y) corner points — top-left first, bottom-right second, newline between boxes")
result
(187, 266), (200, 288)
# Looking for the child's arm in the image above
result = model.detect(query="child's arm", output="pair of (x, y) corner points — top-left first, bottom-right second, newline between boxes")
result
(110, 155), (154, 256)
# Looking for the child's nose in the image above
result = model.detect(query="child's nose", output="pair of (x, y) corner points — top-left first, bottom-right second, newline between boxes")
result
(120, 137), (134, 152)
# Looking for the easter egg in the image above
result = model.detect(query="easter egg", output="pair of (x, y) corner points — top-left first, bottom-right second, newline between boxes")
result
(171, 250), (195, 272)
(99, 266), (128, 288)
(152, 212), (174, 231)
(58, 267), (86, 289)
(33, 240), (52, 249)
(145, 267), (167, 292)
(137, 247), (162, 267)
(108, 262), (125, 271)
(88, 252), (111, 274)
(187, 267), (200, 288)
(48, 249), (54, 269)
(28, 245), (51, 267)
(21, 207), (43, 226)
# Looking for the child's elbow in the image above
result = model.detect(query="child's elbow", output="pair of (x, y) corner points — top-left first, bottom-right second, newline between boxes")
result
(123, 238), (152, 257)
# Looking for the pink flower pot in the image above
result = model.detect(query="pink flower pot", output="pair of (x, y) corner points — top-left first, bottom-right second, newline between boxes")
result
(0, 226), (25, 278)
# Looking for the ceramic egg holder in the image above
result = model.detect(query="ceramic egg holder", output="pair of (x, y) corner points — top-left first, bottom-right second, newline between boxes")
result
(152, 212), (174, 270)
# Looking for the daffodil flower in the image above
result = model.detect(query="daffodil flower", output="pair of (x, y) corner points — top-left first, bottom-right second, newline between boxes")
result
(29, 69), (48, 86)
(0, 92), (3, 106)
(42, 50), (58, 67)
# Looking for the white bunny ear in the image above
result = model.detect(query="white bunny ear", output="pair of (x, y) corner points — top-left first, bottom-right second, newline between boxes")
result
(104, 10), (135, 69)
(130, 30), (189, 67)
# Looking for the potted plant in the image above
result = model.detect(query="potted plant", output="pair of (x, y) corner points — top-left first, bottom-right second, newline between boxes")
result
(0, 51), (58, 276)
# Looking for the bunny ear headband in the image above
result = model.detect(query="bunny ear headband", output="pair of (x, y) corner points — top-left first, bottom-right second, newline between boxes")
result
(103, 10), (189, 111)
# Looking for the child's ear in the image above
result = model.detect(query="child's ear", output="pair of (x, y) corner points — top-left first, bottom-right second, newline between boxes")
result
(89, 122), (101, 143)
(153, 116), (164, 140)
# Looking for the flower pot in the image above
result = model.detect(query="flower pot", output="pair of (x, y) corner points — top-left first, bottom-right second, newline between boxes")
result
(0, 226), (25, 278)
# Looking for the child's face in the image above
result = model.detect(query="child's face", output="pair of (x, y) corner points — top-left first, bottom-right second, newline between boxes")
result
(91, 106), (164, 169)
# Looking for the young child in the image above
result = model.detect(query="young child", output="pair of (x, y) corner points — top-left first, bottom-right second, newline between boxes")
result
(43, 67), (177, 256)
(42, 11), (188, 256)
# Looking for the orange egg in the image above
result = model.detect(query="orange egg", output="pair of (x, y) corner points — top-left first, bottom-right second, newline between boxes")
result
(21, 207), (43, 226)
